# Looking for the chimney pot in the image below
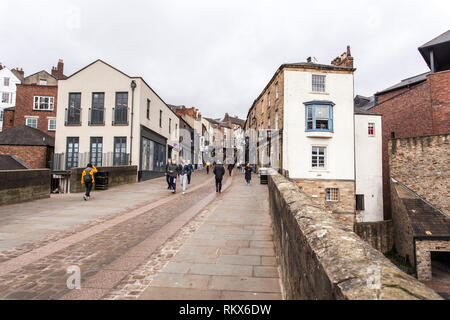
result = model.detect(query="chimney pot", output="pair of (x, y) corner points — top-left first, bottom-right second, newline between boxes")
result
(306, 57), (312, 63)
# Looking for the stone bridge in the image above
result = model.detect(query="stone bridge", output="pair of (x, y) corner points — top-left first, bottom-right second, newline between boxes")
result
(0, 169), (442, 300)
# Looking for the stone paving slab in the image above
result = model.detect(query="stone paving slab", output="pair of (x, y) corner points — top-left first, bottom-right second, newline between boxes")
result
(139, 173), (283, 300)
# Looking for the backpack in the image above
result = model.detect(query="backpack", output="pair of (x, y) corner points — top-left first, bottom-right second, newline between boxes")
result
(84, 172), (93, 183)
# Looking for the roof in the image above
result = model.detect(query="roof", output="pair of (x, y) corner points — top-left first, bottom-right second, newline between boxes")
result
(354, 95), (376, 110)
(419, 30), (450, 49)
(376, 72), (430, 95)
(354, 106), (381, 116)
(24, 70), (57, 81)
(418, 30), (450, 72)
(392, 180), (450, 239)
(228, 115), (246, 127)
(0, 155), (29, 170)
(0, 125), (55, 147)
(203, 117), (220, 125)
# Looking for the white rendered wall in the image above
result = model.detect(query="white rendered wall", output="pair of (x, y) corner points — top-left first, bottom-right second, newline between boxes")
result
(282, 69), (355, 181)
(0, 68), (21, 131)
(355, 114), (383, 222)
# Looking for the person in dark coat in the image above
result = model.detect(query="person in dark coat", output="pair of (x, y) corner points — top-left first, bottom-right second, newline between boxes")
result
(187, 160), (193, 184)
(244, 163), (252, 185)
(165, 159), (172, 189)
(227, 163), (233, 176)
(167, 161), (180, 193)
(213, 162), (225, 193)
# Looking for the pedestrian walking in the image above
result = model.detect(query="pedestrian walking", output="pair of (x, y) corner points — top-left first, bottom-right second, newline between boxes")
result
(213, 162), (225, 193)
(227, 163), (233, 176)
(187, 160), (193, 184)
(165, 158), (172, 189)
(244, 163), (252, 185)
(206, 161), (210, 174)
(81, 163), (98, 200)
(167, 160), (179, 193)
(179, 159), (190, 194)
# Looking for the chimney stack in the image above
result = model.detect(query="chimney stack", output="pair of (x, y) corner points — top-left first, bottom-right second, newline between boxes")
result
(0, 62), (3, 70)
(11, 68), (25, 82)
(52, 59), (64, 80)
(331, 46), (354, 68)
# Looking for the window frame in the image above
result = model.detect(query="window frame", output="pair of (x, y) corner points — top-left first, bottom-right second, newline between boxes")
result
(311, 145), (327, 170)
(275, 82), (279, 100)
(368, 122), (375, 137)
(26, 117), (38, 128)
(113, 136), (127, 166)
(159, 110), (162, 128)
(356, 194), (365, 210)
(312, 74), (326, 93)
(33, 96), (55, 111)
(325, 188), (339, 202)
(4, 77), (10, 86)
(90, 136), (103, 167)
(304, 101), (334, 132)
(2, 92), (10, 103)
(48, 118), (56, 131)
(91, 92), (105, 125)
(66, 137), (79, 169)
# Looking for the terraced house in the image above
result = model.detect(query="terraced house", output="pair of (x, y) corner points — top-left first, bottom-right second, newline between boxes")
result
(54, 59), (179, 181)
(245, 47), (384, 225)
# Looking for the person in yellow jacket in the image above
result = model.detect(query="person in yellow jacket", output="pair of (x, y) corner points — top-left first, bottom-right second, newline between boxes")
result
(81, 163), (98, 201)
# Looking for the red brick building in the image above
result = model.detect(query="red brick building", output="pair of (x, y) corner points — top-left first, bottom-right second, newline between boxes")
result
(0, 125), (54, 169)
(371, 30), (450, 219)
(3, 59), (66, 137)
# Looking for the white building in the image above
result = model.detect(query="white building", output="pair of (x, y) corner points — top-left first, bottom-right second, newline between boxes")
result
(55, 59), (179, 181)
(354, 109), (383, 222)
(245, 47), (383, 224)
(0, 66), (21, 131)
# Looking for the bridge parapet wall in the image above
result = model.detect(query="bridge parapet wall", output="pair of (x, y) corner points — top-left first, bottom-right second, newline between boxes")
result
(267, 169), (442, 300)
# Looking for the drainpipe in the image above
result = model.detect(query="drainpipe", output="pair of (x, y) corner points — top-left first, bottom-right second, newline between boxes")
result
(130, 80), (136, 165)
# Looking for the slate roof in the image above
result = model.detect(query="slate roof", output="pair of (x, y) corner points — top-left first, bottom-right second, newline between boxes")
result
(0, 155), (29, 170)
(393, 180), (450, 239)
(354, 106), (381, 116)
(228, 116), (246, 127)
(376, 72), (430, 95)
(419, 30), (450, 49)
(0, 125), (54, 147)
(354, 95), (376, 110)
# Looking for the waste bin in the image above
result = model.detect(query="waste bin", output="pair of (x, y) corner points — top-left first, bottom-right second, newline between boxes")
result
(259, 168), (268, 185)
(95, 171), (109, 190)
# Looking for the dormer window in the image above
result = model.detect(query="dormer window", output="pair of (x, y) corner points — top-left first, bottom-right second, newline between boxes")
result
(304, 101), (334, 132)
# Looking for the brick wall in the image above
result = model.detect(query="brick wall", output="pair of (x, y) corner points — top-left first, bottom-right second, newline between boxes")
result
(69, 165), (138, 193)
(372, 70), (450, 219)
(293, 178), (355, 229)
(389, 134), (449, 214)
(0, 169), (50, 206)
(13, 84), (58, 137)
(2, 109), (14, 131)
(0, 145), (50, 168)
(267, 169), (441, 299)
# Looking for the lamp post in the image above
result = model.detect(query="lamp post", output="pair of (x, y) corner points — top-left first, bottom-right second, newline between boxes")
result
(129, 80), (136, 165)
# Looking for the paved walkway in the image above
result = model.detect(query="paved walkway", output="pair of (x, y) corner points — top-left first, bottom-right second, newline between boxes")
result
(139, 173), (283, 300)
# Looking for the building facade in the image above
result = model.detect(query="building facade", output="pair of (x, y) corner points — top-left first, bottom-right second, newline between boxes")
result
(0, 65), (21, 131)
(54, 59), (179, 181)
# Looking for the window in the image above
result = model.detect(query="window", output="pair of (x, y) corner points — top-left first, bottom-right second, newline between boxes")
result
(48, 118), (56, 131)
(175, 123), (178, 137)
(39, 79), (47, 85)
(312, 146), (326, 169)
(159, 110), (162, 128)
(305, 103), (333, 131)
(169, 118), (171, 133)
(26, 118), (37, 128)
(0, 110), (3, 121)
(356, 194), (365, 210)
(146, 99), (150, 120)
(275, 110), (279, 130)
(368, 123), (375, 136)
(4, 77), (10, 86)
(275, 82), (279, 100)
(261, 100), (264, 113)
(114, 92), (128, 124)
(66, 137), (79, 169)
(2, 92), (10, 103)
(268, 117), (271, 129)
(91, 93), (104, 124)
(325, 188), (339, 202)
(33, 96), (55, 110)
(114, 137), (127, 165)
(312, 74), (326, 92)
(391, 132), (395, 139)
(90, 137), (103, 167)
(268, 92), (271, 107)
(67, 93), (81, 125)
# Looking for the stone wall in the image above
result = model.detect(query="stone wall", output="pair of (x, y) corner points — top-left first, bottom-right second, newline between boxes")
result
(416, 240), (450, 281)
(70, 165), (138, 193)
(0, 169), (50, 206)
(389, 134), (449, 214)
(268, 170), (442, 300)
(354, 220), (394, 254)
(292, 178), (355, 230)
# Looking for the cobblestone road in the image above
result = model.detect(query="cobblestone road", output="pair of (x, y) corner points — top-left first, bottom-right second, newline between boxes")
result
(0, 171), (226, 299)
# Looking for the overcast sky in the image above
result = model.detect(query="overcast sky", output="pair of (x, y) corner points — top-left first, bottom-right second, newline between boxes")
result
(1, 0), (449, 119)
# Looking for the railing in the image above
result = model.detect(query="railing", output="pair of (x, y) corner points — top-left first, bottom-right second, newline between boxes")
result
(65, 107), (82, 125)
(112, 106), (129, 125)
(51, 152), (130, 170)
(88, 108), (105, 125)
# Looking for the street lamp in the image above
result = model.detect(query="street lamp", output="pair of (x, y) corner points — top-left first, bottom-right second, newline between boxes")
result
(129, 80), (136, 165)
